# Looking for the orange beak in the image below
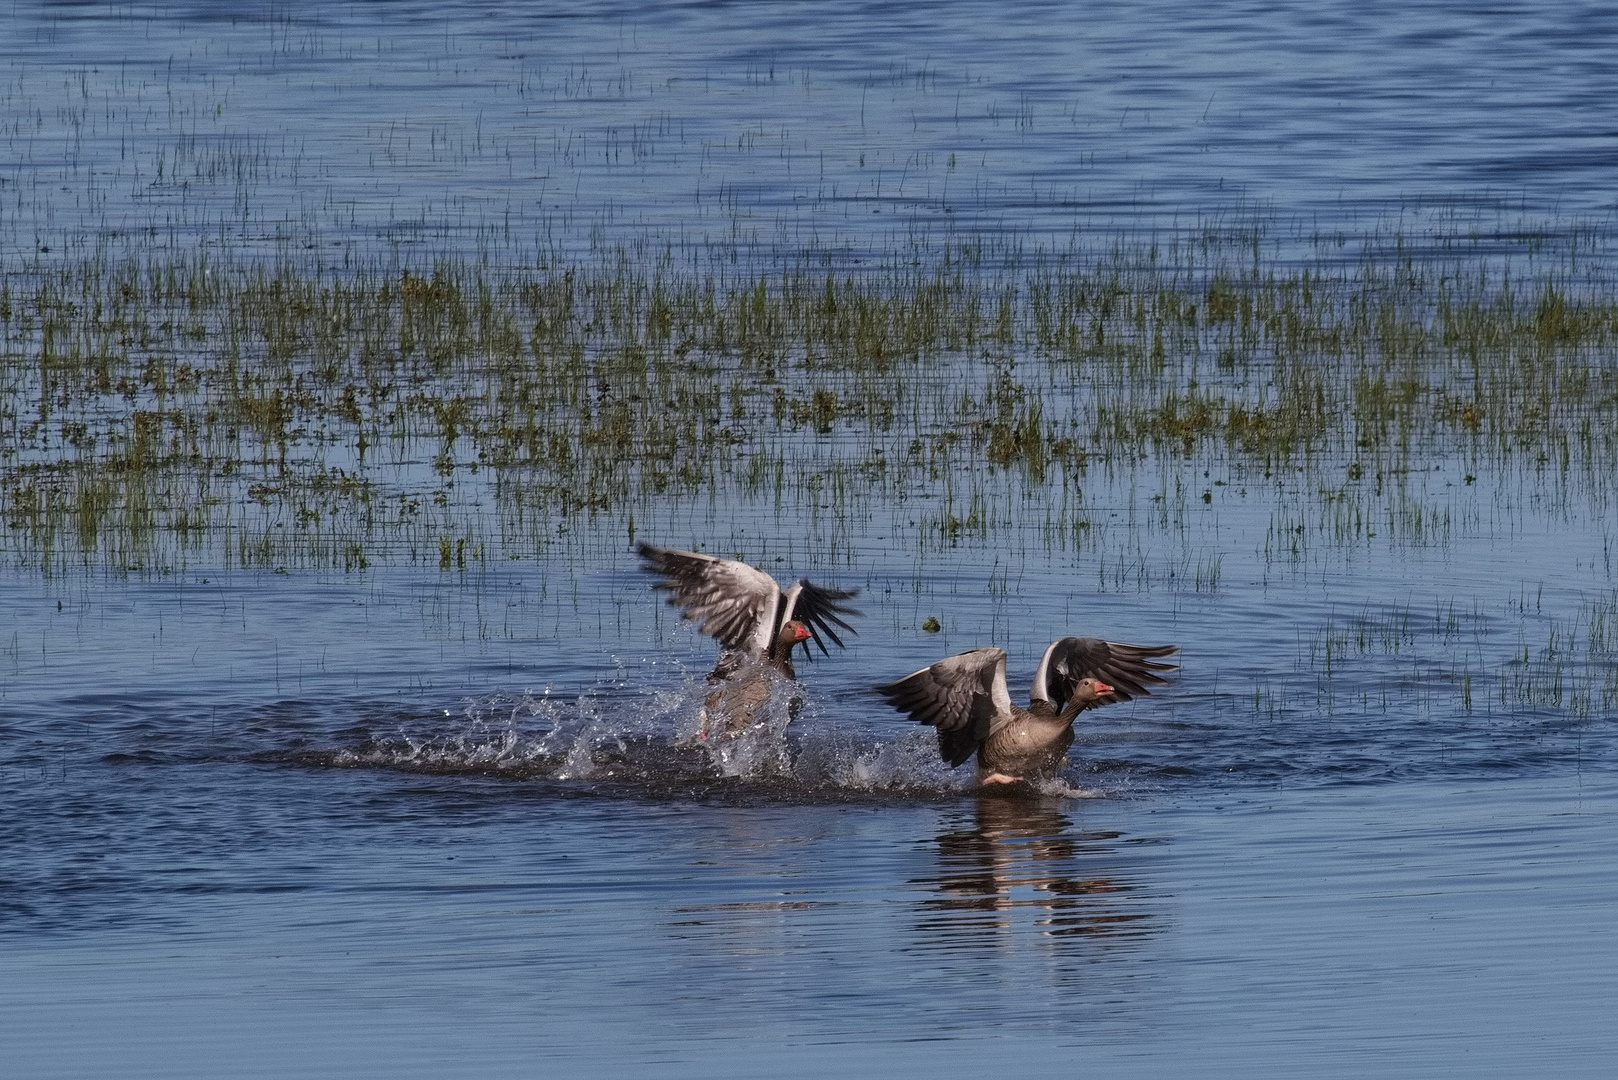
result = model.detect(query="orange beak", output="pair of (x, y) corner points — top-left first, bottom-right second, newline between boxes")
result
(1094, 681), (1115, 696)
(793, 623), (812, 643)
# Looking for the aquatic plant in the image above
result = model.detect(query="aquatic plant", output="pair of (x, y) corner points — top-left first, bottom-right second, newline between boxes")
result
(1, 237), (1614, 580)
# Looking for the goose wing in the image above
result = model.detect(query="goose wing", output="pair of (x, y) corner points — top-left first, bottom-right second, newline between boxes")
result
(1031, 636), (1178, 710)
(876, 648), (1012, 767)
(781, 580), (862, 657)
(636, 543), (781, 654)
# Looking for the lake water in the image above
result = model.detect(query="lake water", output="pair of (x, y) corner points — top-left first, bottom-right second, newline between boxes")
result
(4, 2), (1618, 1077)
(8, 0), (1618, 263)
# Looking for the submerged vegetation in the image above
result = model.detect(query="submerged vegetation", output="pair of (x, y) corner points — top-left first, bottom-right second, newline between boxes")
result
(2, 238), (1616, 576)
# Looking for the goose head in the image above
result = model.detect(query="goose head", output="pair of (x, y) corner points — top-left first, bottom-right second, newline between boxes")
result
(1068, 676), (1116, 711)
(776, 619), (812, 653)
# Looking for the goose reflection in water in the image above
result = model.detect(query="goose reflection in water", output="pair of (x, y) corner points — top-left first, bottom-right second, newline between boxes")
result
(913, 797), (1157, 950)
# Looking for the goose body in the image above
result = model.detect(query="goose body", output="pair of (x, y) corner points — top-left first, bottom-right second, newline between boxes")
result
(877, 637), (1177, 784)
(637, 543), (860, 733)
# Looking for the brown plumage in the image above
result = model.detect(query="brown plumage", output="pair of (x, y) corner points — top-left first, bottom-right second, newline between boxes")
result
(637, 543), (860, 734)
(877, 636), (1178, 784)
(699, 620), (810, 733)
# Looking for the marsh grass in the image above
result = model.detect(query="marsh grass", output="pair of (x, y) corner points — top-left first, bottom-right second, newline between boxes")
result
(1291, 587), (1618, 730)
(5, 8), (1614, 587)
(3, 235), (1616, 577)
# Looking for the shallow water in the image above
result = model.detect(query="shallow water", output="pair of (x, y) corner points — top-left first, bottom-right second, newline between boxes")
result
(5, 1), (1618, 1076)
(4, 548), (1616, 1074)
(8, 757), (1618, 1078)
(7, 0), (1618, 264)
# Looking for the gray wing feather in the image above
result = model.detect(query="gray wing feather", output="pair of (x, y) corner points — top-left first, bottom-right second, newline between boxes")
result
(875, 648), (1008, 767)
(1039, 636), (1178, 709)
(636, 543), (781, 652)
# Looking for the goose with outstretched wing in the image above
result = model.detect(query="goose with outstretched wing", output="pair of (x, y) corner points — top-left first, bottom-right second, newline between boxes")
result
(877, 636), (1177, 785)
(637, 542), (861, 734)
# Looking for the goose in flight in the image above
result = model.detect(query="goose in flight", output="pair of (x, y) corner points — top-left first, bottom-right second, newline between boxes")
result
(877, 636), (1177, 785)
(637, 543), (860, 734)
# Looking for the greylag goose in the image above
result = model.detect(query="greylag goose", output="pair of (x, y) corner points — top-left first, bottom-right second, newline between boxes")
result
(877, 637), (1177, 785)
(637, 543), (860, 734)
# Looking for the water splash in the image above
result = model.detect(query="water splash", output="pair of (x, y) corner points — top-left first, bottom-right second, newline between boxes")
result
(283, 674), (1113, 801)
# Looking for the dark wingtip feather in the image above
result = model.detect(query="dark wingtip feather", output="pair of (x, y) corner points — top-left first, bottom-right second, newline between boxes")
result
(634, 540), (671, 567)
(795, 578), (863, 656)
(873, 678), (913, 705)
(800, 578), (861, 599)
